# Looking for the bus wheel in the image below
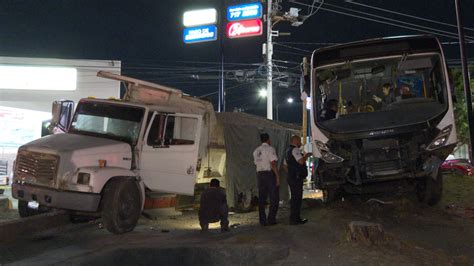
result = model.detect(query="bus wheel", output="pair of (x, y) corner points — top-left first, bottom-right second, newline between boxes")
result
(416, 170), (443, 206)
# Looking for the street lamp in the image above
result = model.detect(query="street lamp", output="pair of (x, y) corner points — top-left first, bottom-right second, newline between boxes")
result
(276, 97), (294, 121)
(259, 89), (268, 98)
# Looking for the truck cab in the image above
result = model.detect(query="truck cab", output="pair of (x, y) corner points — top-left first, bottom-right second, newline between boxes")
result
(12, 73), (207, 234)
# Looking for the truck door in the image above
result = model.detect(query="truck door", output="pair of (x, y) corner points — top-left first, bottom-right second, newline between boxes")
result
(141, 112), (202, 195)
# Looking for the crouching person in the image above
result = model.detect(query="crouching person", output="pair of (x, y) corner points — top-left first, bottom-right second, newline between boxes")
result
(199, 178), (230, 232)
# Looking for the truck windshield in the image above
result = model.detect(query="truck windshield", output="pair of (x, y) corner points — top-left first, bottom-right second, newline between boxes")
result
(69, 101), (145, 144)
(315, 53), (447, 126)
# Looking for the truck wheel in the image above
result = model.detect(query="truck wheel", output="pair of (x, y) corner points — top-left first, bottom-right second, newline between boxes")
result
(101, 179), (141, 234)
(416, 170), (443, 206)
(235, 191), (255, 213)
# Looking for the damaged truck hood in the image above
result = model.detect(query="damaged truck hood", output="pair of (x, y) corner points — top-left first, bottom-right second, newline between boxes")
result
(19, 133), (132, 188)
(22, 133), (130, 154)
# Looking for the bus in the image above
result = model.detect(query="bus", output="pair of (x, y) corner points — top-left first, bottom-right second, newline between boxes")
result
(309, 35), (456, 205)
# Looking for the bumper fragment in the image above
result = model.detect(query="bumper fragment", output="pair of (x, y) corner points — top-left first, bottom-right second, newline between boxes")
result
(12, 183), (101, 212)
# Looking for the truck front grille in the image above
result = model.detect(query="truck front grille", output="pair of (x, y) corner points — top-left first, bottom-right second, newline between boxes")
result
(16, 150), (59, 183)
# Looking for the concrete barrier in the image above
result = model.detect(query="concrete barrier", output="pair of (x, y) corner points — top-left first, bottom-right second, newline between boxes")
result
(0, 212), (70, 243)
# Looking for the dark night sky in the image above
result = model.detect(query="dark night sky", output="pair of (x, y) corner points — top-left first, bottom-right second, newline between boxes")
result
(1, 0), (473, 123)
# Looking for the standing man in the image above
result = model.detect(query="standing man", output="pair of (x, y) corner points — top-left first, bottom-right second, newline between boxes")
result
(286, 135), (312, 225)
(253, 133), (280, 226)
(199, 178), (230, 232)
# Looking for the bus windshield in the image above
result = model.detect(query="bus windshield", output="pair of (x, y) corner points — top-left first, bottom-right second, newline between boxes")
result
(315, 53), (447, 123)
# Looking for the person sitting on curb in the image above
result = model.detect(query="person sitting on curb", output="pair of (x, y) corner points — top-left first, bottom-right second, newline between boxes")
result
(199, 178), (230, 232)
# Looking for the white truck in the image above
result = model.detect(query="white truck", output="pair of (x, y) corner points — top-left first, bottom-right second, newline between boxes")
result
(12, 72), (217, 234)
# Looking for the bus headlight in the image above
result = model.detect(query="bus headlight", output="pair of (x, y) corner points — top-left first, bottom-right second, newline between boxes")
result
(427, 125), (452, 151)
(315, 141), (344, 163)
(315, 140), (329, 152)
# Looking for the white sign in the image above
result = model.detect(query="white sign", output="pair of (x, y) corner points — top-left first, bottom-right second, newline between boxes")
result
(0, 65), (77, 91)
(183, 8), (217, 27)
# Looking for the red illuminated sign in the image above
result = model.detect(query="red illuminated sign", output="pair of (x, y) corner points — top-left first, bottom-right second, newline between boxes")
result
(226, 19), (263, 39)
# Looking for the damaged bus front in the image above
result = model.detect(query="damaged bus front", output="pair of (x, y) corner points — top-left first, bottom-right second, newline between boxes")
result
(310, 36), (456, 205)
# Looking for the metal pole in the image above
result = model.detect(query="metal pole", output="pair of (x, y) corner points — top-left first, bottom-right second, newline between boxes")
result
(221, 50), (225, 112)
(455, 0), (474, 162)
(217, 1), (226, 112)
(276, 103), (279, 121)
(218, 51), (222, 112)
(302, 97), (307, 145)
(266, 0), (273, 119)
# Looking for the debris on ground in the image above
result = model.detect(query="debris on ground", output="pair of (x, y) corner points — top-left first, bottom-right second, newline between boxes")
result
(230, 223), (240, 229)
(348, 221), (385, 246)
(366, 198), (394, 205)
(445, 205), (474, 220)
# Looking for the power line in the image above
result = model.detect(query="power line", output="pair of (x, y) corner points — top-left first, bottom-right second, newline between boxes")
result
(291, 1), (474, 41)
(274, 49), (310, 57)
(321, 1), (473, 40)
(274, 42), (313, 53)
(346, 0), (474, 32)
(277, 41), (340, 45)
(305, 0), (324, 18)
(123, 59), (262, 67)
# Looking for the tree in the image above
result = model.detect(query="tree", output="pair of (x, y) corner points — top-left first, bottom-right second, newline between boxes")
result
(451, 67), (474, 147)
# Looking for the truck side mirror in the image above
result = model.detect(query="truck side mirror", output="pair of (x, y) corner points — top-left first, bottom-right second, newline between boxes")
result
(50, 100), (74, 133)
(50, 101), (62, 131)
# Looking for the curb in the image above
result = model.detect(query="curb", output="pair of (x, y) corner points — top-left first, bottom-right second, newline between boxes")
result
(0, 212), (69, 243)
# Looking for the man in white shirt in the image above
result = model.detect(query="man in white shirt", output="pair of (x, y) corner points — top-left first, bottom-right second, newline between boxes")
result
(253, 133), (281, 226)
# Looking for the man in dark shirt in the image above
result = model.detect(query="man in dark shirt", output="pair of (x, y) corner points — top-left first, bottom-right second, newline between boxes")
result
(199, 179), (230, 232)
(286, 135), (311, 225)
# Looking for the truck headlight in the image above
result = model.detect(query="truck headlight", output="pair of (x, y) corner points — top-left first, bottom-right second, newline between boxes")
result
(77, 173), (91, 185)
(315, 141), (344, 163)
(427, 125), (452, 151)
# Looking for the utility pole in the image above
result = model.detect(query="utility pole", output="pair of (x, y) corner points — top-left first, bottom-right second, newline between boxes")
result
(218, 1), (226, 112)
(266, 0), (274, 119)
(455, 0), (474, 162)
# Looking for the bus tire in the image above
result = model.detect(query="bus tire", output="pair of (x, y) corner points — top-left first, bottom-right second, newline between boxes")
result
(416, 170), (443, 206)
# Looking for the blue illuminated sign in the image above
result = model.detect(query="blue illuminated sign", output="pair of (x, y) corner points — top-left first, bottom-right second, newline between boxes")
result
(227, 3), (263, 21)
(183, 25), (218, 44)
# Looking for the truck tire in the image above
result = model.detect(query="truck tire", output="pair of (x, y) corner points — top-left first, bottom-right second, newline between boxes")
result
(416, 170), (443, 206)
(235, 191), (256, 213)
(101, 179), (141, 234)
